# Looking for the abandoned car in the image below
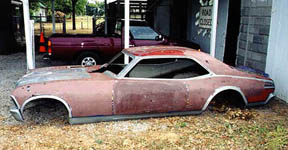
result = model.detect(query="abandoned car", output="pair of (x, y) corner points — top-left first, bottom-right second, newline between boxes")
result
(10, 46), (275, 124)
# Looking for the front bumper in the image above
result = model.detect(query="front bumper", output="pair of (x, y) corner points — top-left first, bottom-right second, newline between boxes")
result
(10, 95), (24, 122)
(10, 108), (23, 121)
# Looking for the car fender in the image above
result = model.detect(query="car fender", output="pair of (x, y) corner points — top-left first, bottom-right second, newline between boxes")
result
(201, 86), (248, 111)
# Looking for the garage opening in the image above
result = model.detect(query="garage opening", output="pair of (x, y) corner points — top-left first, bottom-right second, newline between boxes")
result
(223, 0), (241, 66)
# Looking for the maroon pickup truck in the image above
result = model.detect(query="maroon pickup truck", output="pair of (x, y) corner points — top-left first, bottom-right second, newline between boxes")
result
(47, 20), (177, 66)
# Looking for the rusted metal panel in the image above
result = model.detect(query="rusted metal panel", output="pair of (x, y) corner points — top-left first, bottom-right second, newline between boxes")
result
(13, 71), (114, 117)
(10, 46), (276, 124)
(113, 80), (188, 115)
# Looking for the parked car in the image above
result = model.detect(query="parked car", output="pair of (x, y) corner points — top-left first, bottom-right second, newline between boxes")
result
(47, 20), (184, 66)
(10, 46), (275, 124)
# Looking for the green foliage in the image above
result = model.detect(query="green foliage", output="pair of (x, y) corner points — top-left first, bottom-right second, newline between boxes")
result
(86, 2), (104, 16)
(266, 125), (288, 150)
(29, 2), (41, 16)
(29, 0), (88, 16)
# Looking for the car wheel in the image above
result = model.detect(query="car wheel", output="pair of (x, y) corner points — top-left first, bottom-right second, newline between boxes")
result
(77, 52), (100, 67)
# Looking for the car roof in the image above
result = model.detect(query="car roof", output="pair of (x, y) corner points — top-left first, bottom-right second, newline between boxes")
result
(123, 46), (244, 76)
(124, 46), (197, 57)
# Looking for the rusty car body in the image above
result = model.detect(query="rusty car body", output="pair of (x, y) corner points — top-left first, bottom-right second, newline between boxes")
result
(10, 46), (275, 124)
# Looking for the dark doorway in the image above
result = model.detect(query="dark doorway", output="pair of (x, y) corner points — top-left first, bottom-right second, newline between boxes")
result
(170, 0), (188, 40)
(223, 0), (241, 66)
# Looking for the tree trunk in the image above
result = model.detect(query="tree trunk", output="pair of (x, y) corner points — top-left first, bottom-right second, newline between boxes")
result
(72, 0), (77, 30)
(0, 1), (17, 54)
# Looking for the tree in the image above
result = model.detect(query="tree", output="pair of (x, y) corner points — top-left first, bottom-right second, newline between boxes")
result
(29, 0), (87, 16)
(72, 0), (77, 30)
(86, 2), (104, 16)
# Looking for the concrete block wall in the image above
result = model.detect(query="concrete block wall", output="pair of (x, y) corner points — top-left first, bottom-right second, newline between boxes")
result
(236, 0), (272, 71)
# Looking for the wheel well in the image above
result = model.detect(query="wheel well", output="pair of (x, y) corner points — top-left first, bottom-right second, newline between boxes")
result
(21, 98), (70, 124)
(209, 90), (246, 108)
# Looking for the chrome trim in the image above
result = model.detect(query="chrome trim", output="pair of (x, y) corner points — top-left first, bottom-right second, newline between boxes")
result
(10, 95), (20, 109)
(201, 86), (248, 111)
(213, 75), (273, 82)
(20, 95), (72, 119)
(10, 108), (24, 121)
(69, 110), (202, 125)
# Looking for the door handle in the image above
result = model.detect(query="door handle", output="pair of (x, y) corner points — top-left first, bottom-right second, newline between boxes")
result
(129, 44), (135, 47)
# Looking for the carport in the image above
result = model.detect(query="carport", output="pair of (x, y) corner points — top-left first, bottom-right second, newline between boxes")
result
(21, 0), (220, 70)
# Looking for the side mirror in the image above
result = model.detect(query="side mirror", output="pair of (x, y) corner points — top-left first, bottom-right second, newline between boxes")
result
(155, 35), (163, 41)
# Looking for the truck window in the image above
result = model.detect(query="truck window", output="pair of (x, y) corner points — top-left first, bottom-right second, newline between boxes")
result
(130, 26), (159, 40)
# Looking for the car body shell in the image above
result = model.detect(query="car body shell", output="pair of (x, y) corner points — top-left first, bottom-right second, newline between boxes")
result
(10, 46), (275, 124)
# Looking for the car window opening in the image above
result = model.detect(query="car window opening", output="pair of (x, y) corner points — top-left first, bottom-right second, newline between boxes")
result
(125, 58), (209, 79)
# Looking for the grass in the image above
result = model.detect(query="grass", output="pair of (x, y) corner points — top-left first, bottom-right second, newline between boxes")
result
(0, 98), (287, 150)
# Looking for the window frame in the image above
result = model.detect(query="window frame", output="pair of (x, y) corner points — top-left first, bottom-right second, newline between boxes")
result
(117, 55), (214, 80)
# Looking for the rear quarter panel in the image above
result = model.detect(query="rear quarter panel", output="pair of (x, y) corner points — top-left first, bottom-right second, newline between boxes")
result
(185, 76), (271, 110)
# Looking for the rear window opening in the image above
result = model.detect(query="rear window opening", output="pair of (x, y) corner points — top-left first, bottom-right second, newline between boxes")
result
(125, 58), (209, 79)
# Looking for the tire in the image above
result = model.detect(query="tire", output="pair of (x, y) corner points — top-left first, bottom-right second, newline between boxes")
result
(77, 52), (100, 66)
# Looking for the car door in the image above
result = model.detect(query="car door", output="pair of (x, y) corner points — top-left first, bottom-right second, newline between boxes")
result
(113, 57), (190, 115)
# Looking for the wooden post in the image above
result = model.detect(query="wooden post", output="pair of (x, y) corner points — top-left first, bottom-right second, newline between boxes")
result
(72, 0), (77, 30)
(92, 16), (96, 34)
(104, 0), (108, 35)
(52, 0), (56, 33)
(63, 15), (66, 34)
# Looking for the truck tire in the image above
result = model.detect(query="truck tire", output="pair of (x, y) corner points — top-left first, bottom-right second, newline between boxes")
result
(77, 52), (101, 66)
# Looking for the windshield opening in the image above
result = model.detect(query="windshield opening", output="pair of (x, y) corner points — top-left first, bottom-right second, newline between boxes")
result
(94, 52), (133, 75)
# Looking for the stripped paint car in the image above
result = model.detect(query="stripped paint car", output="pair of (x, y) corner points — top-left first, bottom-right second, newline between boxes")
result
(10, 46), (275, 124)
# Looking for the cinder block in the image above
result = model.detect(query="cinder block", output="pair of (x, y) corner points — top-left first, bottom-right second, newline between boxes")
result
(239, 41), (247, 49)
(247, 50), (267, 62)
(248, 42), (268, 54)
(253, 35), (269, 44)
(254, 17), (271, 25)
(237, 48), (246, 57)
(241, 17), (249, 24)
(259, 25), (270, 35)
(239, 33), (248, 41)
(240, 25), (248, 33)
(246, 59), (266, 71)
(261, 8), (272, 16)
(256, 0), (268, 7)
(241, 8), (250, 16)
(236, 55), (245, 66)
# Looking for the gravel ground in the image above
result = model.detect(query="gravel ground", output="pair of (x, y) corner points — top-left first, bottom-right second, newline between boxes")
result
(0, 52), (68, 125)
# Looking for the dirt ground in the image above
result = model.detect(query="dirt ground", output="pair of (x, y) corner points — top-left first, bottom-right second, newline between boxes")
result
(0, 52), (288, 149)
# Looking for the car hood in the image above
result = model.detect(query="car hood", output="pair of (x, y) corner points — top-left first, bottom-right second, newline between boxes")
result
(16, 66), (91, 87)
